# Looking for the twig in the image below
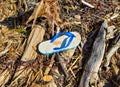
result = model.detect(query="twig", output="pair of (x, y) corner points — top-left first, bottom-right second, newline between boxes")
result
(67, 55), (81, 72)
(107, 13), (119, 22)
(56, 53), (69, 78)
(44, 54), (55, 75)
(0, 41), (12, 57)
(111, 79), (120, 87)
(67, 55), (81, 78)
(69, 69), (76, 78)
(81, 0), (94, 8)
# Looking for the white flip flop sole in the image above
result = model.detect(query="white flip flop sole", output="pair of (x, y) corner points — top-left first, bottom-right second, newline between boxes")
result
(38, 32), (81, 55)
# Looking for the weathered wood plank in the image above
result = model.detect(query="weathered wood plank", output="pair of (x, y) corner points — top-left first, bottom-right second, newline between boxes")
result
(21, 25), (45, 61)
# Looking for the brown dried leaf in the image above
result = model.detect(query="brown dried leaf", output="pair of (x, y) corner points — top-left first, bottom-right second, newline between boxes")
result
(26, 0), (62, 27)
(42, 75), (53, 82)
(45, 0), (62, 26)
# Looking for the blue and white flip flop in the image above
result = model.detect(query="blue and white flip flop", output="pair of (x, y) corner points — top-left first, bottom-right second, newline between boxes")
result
(38, 32), (81, 55)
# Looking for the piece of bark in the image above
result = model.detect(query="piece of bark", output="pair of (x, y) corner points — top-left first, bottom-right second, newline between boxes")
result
(79, 20), (107, 87)
(21, 25), (45, 61)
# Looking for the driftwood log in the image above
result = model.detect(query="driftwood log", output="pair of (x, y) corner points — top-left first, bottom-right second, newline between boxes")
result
(79, 21), (107, 87)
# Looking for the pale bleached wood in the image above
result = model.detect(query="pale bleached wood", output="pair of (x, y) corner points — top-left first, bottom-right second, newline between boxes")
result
(81, 0), (94, 8)
(21, 25), (45, 61)
(79, 21), (107, 87)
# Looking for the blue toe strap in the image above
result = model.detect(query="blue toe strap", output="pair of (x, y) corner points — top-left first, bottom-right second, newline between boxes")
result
(50, 32), (63, 43)
(50, 32), (75, 50)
